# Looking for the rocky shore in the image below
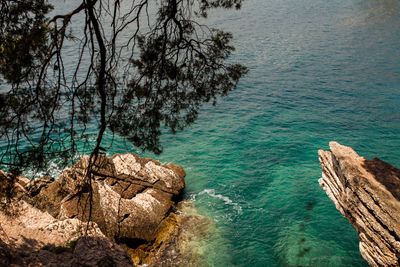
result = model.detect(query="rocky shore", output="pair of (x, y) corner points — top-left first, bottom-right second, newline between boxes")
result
(319, 142), (400, 266)
(0, 153), (212, 266)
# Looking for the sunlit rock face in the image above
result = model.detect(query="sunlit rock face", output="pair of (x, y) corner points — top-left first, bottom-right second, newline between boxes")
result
(319, 142), (400, 267)
(0, 198), (132, 267)
(56, 153), (186, 242)
(0, 152), (189, 266)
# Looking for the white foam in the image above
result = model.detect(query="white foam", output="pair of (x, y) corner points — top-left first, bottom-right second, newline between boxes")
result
(23, 153), (83, 179)
(192, 189), (243, 214)
(24, 161), (63, 179)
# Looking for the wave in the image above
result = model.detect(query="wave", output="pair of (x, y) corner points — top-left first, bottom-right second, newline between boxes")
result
(190, 189), (243, 215)
(23, 153), (84, 179)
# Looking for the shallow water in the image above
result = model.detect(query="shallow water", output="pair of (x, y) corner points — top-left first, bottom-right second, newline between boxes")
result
(3, 0), (400, 266)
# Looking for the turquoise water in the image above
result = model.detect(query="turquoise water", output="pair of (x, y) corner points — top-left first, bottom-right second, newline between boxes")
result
(3, 0), (400, 266)
(106, 0), (400, 266)
(133, 0), (399, 265)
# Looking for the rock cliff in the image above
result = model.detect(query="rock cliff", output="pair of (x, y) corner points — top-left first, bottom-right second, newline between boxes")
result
(319, 142), (400, 266)
(0, 153), (211, 266)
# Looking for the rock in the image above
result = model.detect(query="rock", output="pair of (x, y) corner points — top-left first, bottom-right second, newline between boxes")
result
(57, 153), (185, 242)
(25, 180), (68, 218)
(319, 142), (400, 266)
(0, 152), (189, 266)
(0, 238), (13, 267)
(25, 176), (55, 197)
(0, 200), (103, 245)
(71, 236), (133, 267)
(121, 201), (214, 266)
(0, 170), (28, 201)
(0, 199), (133, 266)
(12, 236), (133, 267)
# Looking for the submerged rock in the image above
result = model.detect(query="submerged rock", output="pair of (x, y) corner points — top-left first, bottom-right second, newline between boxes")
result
(319, 142), (400, 266)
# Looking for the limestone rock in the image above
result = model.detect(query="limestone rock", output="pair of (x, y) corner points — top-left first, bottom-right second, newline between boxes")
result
(0, 152), (187, 266)
(123, 201), (214, 266)
(25, 179), (67, 218)
(25, 176), (54, 196)
(0, 170), (28, 201)
(71, 236), (134, 267)
(0, 199), (133, 267)
(319, 142), (400, 266)
(56, 153), (185, 242)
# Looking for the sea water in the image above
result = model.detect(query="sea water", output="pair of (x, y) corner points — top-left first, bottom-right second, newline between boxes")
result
(130, 1), (398, 266)
(131, 0), (399, 265)
(3, 0), (400, 266)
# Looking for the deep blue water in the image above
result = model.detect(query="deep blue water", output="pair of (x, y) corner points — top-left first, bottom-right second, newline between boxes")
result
(3, 0), (400, 266)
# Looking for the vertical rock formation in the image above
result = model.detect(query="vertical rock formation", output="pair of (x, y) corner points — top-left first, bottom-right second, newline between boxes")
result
(319, 142), (400, 266)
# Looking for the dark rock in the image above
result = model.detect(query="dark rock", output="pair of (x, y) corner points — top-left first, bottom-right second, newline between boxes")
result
(72, 237), (133, 267)
(25, 176), (54, 197)
(25, 181), (68, 218)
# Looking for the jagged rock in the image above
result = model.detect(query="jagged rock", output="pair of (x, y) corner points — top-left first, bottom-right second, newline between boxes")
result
(11, 236), (133, 267)
(0, 200), (103, 244)
(319, 142), (400, 267)
(55, 153), (185, 242)
(71, 236), (133, 267)
(25, 176), (55, 196)
(25, 180), (68, 218)
(0, 199), (133, 266)
(0, 170), (28, 201)
(122, 201), (214, 266)
(0, 152), (188, 266)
